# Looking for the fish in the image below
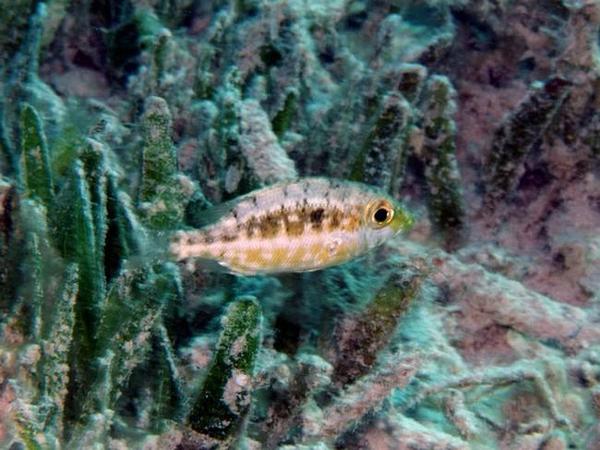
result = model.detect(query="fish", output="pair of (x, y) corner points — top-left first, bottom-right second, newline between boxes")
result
(170, 178), (414, 275)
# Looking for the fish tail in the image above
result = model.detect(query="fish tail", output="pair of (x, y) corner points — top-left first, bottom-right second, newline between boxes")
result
(118, 228), (174, 274)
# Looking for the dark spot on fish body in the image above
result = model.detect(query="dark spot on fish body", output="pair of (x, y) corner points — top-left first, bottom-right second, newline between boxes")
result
(297, 203), (310, 223)
(286, 219), (305, 236)
(221, 232), (238, 242)
(282, 211), (290, 232)
(245, 216), (259, 238)
(343, 207), (362, 232)
(270, 213), (282, 227)
(203, 233), (215, 244)
(282, 207), (305, 236)
(328, 208), (343, 230)
(310, 208), (325, 229)
(259, 214), (280, 238)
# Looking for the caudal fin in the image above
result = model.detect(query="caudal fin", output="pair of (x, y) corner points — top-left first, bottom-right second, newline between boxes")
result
(122, 228), (174, 272)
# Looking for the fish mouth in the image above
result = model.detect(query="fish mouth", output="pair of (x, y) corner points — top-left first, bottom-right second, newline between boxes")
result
(390, 207), (414, 233)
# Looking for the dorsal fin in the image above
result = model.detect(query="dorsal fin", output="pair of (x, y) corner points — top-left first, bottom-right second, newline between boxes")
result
(192, 178), (300, 228)
(193, 196), (243, 228)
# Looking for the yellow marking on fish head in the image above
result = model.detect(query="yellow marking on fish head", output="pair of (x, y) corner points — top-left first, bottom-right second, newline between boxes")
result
(356, 196), (414, 250)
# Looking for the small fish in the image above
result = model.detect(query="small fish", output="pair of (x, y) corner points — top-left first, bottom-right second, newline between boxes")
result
(170, 178), (413, 275)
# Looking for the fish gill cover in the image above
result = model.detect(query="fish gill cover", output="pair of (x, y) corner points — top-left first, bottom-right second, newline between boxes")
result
(0, 1), (599, 449)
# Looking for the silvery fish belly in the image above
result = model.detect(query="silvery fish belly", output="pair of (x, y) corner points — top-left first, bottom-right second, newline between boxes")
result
(170, 178), (414, 275)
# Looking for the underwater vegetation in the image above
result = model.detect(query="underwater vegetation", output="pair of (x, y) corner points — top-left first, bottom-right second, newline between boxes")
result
(1, 0), (600, 449)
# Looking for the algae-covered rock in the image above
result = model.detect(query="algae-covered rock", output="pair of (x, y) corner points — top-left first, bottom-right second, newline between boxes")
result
(483, 77), (572, 209)
(330, 267), (424, 385)
(350, 92), (412, 193)
(95, 264), (181, 406)
(37, 263), (78, 437)
(139, 96), (184, 229)
(20, 103), (54, 208)
(2, 1), (600, 449)
(52, 159), (105, 342)
(420, 75), (466, 250)
(239, 99), (298, 185)
(185, 297), (262, 448)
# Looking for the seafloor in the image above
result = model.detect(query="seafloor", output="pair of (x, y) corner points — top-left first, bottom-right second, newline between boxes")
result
(1, 0), (600, 449)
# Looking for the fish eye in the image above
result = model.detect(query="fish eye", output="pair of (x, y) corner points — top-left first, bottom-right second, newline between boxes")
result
(366, 199), (394, 228)
(374, 207), (390, 223)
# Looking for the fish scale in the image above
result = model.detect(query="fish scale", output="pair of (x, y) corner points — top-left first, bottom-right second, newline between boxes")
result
(170, 178), (413, 275)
